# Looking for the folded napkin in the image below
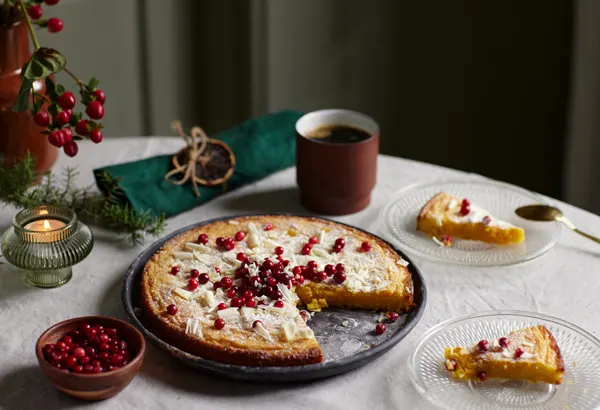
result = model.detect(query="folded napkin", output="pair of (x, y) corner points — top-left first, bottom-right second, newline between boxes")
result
(94, 110), (303, 218)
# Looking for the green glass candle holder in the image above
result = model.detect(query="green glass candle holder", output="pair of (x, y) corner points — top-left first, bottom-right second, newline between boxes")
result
(1, 205), (93, 288)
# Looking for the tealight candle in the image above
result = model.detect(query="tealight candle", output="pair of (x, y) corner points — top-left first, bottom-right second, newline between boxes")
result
(23, 219), (67, 243)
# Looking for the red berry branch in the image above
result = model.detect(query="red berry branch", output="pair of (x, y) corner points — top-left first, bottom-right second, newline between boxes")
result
(6, 0), (106, 157)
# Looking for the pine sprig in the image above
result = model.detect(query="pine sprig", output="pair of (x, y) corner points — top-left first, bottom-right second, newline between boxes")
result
(0, 154), (166, 245)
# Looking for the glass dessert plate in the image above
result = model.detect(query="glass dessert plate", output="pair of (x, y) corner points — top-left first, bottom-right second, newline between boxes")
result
(408, 311), (600, 410)
(383, 179), (561, 266)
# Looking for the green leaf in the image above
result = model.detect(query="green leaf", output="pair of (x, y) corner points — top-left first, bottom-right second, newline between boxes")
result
(48, 103), (59, 119)
(55, 84), (65, 96)
(88, 77), (100, 91)
(13, 85), (31, 112)
(45, 77), (57, 100)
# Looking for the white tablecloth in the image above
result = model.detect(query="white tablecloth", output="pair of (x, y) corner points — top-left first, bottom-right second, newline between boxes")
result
(1, 138), (600, 410)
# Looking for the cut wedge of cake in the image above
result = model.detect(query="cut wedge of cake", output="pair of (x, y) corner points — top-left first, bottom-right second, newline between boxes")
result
(444, 325), (565, 384)
(417, 192), (525, 245)
(141, 215), (415, 366)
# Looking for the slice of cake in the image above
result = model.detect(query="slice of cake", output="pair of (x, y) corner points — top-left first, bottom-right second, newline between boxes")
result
(444, 325), (565, 384)
(417, 192), (525, 245)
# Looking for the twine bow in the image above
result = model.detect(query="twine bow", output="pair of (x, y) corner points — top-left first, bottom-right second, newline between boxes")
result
(164, 120), (212, 197)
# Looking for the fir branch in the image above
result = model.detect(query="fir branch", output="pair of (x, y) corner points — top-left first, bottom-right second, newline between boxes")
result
(0, 154), (166, 245)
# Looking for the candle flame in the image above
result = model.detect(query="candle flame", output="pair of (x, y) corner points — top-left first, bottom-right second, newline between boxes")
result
(40, 210), (49, 215)
(43, 220), (51, 230)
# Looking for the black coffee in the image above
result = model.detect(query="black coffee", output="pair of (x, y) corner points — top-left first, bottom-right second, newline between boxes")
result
(305, 124), (371, 144)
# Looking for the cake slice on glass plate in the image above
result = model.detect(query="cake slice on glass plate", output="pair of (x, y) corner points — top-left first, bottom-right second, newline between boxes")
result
(444, 325), (565, 384)
(416, 192), (525, 245)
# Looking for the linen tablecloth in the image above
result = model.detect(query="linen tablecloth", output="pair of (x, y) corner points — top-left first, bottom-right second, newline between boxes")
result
(1, 137), (599, 410)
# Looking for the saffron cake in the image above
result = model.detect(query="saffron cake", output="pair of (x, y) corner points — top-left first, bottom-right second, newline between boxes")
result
(417, 192), (525, 245)
(141, 215), (415, 366)
(444, 325), (565, 384)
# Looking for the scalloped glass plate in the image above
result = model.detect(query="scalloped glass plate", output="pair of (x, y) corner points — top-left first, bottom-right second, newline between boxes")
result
(383, 180), (561, 266)
(408, 311), (600, 410)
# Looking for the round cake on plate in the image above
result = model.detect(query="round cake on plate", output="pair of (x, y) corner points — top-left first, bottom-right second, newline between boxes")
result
(141, 215), (415, 366)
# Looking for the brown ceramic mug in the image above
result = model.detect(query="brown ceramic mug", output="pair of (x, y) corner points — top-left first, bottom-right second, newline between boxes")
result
(296, 109), (379, 215)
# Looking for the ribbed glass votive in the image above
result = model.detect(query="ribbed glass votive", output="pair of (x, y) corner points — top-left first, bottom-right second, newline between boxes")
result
(1, 205), (93, 288)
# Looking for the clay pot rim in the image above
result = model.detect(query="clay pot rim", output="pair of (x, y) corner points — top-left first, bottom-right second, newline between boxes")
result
(35, 315), (145, 380)
(171, 138), (236, 187)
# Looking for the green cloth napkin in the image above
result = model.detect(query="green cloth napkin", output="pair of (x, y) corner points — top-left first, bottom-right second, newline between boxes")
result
(94, 110), (303, 218)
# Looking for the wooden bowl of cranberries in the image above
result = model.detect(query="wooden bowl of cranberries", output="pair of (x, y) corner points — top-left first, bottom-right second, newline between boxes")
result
(35, 316), (145, 401)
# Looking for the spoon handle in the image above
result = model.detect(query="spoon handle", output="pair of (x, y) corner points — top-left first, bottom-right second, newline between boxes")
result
(573, 228), (600, 245)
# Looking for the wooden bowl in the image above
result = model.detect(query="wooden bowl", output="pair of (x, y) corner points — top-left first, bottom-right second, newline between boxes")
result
(35, 316), (145, 401)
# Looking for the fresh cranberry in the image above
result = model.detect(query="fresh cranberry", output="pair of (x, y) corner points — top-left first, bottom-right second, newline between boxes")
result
(72, 365), (83, 373)
(498, 337), (509, 348)
(98, 351), (110, 362)
(75, 119), (89, 136)
(460, 199), (470, 216)
(45, 0), (60, 4)
(264, 223), (273, 231)
(109, 354), (123, 366)
(82, 364), (93, 373)
(48, 131), (64, 148)
(188, 278), (199, 290)
(85, 347), (96, 356)
(301, 244), (312, 255)
(387, 312), (399, 322)
(64, 356), (77, 368)
(482, 215), (492, 226)
(61, 128), (73, 142)
(90, 129), (103, 144)
(166, 304), (178, 315)
(245, 297), (257, 308)
(62, 335), (73, 344)
(261, 259), (273, 270)
(234, 252), (245, 262)
(170, 266), (180, 275)
(234, 231), (246, 241)
(198, 273), (209, 284)
(92, 365), (103, 373)
(274, 300), (284, 308)
(361, 241), (371, 252)
(217, 302), (227, 311)
(375, 323), (387, 335)
(477, 340), (490, 352)
(58, 92), (76, 110)
(294, 274), (305, 284)
(307, 261), (318, 270)
(86, 100), (104, 120)
(332, 244), (343, 253)
(292, 266), (303, 275)
(514, 348), (524, 358)
(274, 246), (285, 255)
(334, 271), (346, 284)
(198, 233), (209, 244)
(477, 371), (487, 382)
(223, 238), (235, 251)
(189, 269), (199, 278)
(252, 320), (262, 328)
(230, 297), (243, 308)
(33, 111), (50, 127)
(317, 271), (328, 281)
(324, 264), (336, 276)
(213, 282), (222, 291)
(105, 328), (117, 338)
(243, 289), (254, 298)
(79, 356), (91, 365)
(226, 288), (236, 298)
(214, 319), (225, 329)
(28, 5), (43, 20)
(335, 238), (345, 247)
(93, 89), (106, 105)
(47, 17), (63, 33)
(91, 360), (101, 367)
(56, 341), (67, 351)
(220, 277), (233, 289)
(99, 343), (110, 352)
(309, 236), (318, 244)
(335, 263), (345, 272)
(271, 290), (283, 300)
(266, 277), (278, 287)
(250, 276), (263, 287)
(43, 344), (54, 356)
(99, 334), (110, 343)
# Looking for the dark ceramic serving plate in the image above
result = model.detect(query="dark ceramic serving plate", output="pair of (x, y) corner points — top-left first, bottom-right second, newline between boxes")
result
(121, 213), (427, 382)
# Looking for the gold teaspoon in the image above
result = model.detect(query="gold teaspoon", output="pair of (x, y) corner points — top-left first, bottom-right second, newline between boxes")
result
(515, 205), (600, 244)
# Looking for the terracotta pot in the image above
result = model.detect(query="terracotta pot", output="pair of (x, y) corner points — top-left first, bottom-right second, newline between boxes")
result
(296, 109), (379, 215)
(0, 20), (58, 175)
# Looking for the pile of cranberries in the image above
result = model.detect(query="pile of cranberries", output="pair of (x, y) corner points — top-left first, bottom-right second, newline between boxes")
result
(42, 322), (134, 374)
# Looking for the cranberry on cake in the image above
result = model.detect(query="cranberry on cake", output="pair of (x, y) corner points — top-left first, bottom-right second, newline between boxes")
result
(141, 215), (415, 366)
(417, 192), (525, 245)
